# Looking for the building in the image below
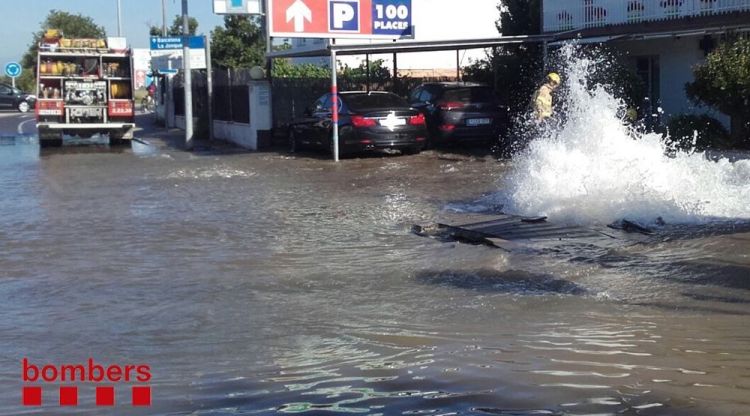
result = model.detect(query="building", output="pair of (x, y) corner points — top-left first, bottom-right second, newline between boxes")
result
(287, 0), (501, 77)
(542, 0), (750, 124)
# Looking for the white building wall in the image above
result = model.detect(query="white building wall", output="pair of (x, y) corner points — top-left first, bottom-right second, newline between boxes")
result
(542, 0), (750, 33)
(615, 36), (729, 125)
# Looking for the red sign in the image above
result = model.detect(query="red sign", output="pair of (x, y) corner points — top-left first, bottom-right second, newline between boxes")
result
(21, 358), (152, 407)
(268, 0), (413, 39)
(108, 100), (134, 117)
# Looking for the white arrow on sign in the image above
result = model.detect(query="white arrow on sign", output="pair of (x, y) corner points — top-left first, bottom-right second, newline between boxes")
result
(286, 0), (312, 32)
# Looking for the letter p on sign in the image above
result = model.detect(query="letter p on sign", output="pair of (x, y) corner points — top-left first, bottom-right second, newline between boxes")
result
(329, 0), (359, 31)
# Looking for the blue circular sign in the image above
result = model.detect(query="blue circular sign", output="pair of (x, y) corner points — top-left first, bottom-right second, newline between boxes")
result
(4, 62), (22, 78)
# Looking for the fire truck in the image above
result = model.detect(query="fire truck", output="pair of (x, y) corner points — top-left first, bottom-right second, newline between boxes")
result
(35, 30), (135, 147)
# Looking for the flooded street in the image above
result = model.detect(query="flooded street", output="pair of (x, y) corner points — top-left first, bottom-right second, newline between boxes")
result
(1, 129), (749, 415)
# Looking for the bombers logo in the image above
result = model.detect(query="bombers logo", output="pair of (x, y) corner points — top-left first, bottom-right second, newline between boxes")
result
(21, 358), (152, 407)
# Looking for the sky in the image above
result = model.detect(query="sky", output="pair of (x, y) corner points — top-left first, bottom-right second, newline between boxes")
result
(0, 0), (225, 66)
(0, 0), (501, 70)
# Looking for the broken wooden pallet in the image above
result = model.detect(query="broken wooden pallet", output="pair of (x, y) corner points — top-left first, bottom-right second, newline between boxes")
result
(413, 213), (650, 251)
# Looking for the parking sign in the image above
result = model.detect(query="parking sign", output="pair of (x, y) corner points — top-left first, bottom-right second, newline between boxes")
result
(269, 0), (412, 39)
(329, 0), (360, 32)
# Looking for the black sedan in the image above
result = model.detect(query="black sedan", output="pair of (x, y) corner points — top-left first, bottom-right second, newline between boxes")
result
(0, 83), (36, 113)
(288, 91), (428, 157)
(408, 82), (507, 146)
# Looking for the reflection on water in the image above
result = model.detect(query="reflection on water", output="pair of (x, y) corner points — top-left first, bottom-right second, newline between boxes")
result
(0, 137), (749, 415)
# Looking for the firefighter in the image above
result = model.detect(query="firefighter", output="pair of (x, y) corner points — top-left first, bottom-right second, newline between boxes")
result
(533, 72), (561, 122)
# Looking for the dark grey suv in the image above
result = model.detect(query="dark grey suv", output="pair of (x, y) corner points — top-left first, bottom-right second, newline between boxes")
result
(0, 83), (36, 113)
(408, 82), (507, 146)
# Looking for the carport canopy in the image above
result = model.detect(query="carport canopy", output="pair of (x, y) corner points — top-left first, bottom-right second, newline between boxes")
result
(266, 34), (556, 162)
(266, 34), (554, 59)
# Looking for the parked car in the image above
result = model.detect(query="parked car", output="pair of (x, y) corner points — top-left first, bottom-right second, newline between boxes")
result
(288, 91), (428, 157)
(0, 83), (36, 113)
(408, 82), (507, 146)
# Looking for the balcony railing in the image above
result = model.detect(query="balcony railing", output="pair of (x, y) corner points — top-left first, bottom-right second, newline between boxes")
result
(543, 0), (750, 32)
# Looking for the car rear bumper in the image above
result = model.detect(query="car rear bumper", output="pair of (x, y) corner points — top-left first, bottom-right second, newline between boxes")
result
(344, 128), (428, 150)
(434, 124), (500, 142)
(429, 111), (504, 143)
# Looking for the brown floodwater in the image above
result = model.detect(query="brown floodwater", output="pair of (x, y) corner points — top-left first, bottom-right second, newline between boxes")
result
(0, 135), (749, 415)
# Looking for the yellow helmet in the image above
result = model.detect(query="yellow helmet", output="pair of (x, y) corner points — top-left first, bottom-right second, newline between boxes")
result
(547, 72), (561, 85)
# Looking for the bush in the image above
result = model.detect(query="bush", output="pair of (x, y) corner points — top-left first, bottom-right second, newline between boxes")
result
(665, 114), (729, 150)
(685, 37), (750, 146)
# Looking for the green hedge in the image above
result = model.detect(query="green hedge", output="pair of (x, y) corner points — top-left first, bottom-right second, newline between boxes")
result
(665, 114), (729, 151)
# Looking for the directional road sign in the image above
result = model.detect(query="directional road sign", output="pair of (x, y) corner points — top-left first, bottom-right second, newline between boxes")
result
(269, 0), (412, 39)
(213, 0), (261, 14)
(150, 36), (206, 50)
(4, 62), (22, 78)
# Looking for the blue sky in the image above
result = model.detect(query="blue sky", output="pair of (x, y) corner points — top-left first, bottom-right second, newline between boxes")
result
(0, 0), (225, 65)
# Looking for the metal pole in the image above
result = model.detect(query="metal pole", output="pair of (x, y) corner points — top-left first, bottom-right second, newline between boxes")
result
(456, 49), (460, 81)
(392, 44), (398, 93)
(331, 47), (339, 162)
(262, 0), (271, 74)
(365, 54), (370, 93)
(11, 77), (15, 89)
(206, 34), (214, 141)
(116, 0), (122, 36)
(182, 0), (193, 149)
(162, 0), (168, 36)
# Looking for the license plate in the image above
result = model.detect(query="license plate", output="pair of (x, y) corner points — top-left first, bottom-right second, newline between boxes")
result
(379, 117), (406, 128)
(466, 118), (491, 126)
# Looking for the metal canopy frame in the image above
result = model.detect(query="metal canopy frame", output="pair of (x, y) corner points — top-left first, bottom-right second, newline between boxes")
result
(267, 34), (554, 59)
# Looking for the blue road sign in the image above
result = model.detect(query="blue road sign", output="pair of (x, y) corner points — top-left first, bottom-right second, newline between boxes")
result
(150, 36), (206, 50)
(329, 0), (360, 32)
(4, 62), (22, 78)
(372, 0), (412, 37)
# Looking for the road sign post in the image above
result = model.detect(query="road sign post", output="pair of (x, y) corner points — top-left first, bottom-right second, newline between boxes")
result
(182, 0), (193, 150)
(331, 48), (339, 162)
(5, 62), (22, 89)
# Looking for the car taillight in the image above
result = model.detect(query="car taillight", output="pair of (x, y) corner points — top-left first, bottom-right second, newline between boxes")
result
(351, 115), (376, 127)
(408, 113), (426, 125)
(108, 100), (133, 116)
(36, 100), (64, 116)
(438, 101), (466, 110)
(439, 124), (456, 132)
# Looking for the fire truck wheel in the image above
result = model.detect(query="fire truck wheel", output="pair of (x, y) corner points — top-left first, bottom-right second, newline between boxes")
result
(38, 130), (63, 148)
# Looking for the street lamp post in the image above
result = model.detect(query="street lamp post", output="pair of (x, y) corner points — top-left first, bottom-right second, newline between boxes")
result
(182, 0), (193, 149)
(162, 0), (168, 36)
(116, 0), (122, 36)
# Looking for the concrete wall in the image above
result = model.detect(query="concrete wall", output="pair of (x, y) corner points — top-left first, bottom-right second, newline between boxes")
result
(614, 35), (729, 126)
(213, 120), (256, 150)
(211, 82), (272, 151)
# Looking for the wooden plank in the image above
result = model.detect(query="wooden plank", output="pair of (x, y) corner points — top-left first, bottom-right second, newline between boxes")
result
(415, 213), (649, 251)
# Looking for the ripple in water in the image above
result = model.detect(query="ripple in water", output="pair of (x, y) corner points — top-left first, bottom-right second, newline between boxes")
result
(489, 44), (750, 226)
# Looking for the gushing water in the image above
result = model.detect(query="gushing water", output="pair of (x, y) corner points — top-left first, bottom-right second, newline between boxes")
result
(494, 44), (750, 225)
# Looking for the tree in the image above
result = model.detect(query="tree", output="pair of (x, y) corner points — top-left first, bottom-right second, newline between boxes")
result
(686, 37), (750, 146)
(210, 15), (265, 69)
(149, 15), (199, 36)
(22, 10), (106, 69)
(497, 0), (541, 35)
(271, 59), (330, 78)
(339, 59), (391, 88)
(463, 1), (542, 119)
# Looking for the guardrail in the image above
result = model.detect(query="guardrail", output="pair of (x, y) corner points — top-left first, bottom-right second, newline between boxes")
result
(543, 0), (750, 32)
